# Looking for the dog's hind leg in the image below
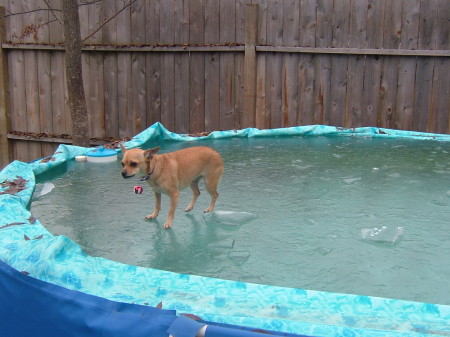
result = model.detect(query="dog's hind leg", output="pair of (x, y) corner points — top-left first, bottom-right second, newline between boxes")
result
(203, 177), (219, 213)
(185, 178), (201, 212)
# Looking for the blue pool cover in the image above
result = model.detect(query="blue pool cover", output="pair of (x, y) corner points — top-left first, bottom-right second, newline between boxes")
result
(1, 123), (450, 337)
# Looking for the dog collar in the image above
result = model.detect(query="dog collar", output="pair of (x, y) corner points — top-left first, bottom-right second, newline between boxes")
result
(140, 165), (155, 181)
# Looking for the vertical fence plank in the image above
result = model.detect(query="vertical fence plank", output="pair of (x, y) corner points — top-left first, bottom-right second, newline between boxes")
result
(281, 0), (299, 127)
(345, 0), (368, 128)
(204, 0), (220, 131)
(414, 0), (438, 132)
(243, 4), (258, 128)
(35, 0), (54, 157)
(0, 6), (11, 168)
(219, 0), (236, 131)
(103, 1), (119, 138)
(314, 0), (333, 125)
(329, 0), (349, 127)
(297, 0), (317, 125)
(432, 0), (450, 134)
(9, 0), (28, 162)
(265, 0), (282, 128)
(254, 0), (268, 129)
(189, 0), (205, 133)
(174, 0), (189, 134)
(234, 0), (246, 129)
(145, 0), (161, 128)
(160, 0), (175, 131)
(116, 3), (133, 137)
(23, 0), (41, 161)
(364, 0), (384, 127)
(395, 0), (420, 130)
(131, 0), (146, 134)
(379, 0), (402, 128)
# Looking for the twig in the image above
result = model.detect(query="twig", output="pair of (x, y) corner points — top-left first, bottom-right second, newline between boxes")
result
(82, 0), (139, 42)
(3, 8), (62, 17)
(43, 0), (63, 24)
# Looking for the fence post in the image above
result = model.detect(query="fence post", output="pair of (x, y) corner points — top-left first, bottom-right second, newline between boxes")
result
(243, 4), (258, 128)
(0, 6), (11, 169)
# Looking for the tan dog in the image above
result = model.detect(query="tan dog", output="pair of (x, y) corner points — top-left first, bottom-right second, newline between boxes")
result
(120, 145), (224, 229)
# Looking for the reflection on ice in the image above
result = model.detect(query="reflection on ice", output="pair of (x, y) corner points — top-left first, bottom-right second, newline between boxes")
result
(203, 211), (257, 226)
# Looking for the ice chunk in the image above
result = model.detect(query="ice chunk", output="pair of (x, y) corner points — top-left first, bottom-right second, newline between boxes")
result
(342, 177), (362, 184)
(203, 211), (257, 226)
(360, 226), (404, 245)
(33, 182), (55, 199)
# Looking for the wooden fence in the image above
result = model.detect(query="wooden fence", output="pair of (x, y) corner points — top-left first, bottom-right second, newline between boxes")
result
(0, 0), (449, 167)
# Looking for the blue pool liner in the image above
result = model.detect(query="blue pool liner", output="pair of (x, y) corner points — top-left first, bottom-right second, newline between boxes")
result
(1, 122), (450, 337)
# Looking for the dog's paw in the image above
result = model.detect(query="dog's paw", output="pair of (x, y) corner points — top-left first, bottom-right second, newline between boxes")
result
(184, 207), (193, 212)
(203, 207), (213, 213)
(163, 222), (172, 229)
(145, 212), (158, 220)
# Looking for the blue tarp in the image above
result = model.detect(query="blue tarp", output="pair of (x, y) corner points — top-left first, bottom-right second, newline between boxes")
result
(1, 123), (450, 336)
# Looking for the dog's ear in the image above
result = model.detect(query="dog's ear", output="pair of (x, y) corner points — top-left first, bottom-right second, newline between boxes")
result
(144, 146), (160, 159)
(119, 143), (127, 154)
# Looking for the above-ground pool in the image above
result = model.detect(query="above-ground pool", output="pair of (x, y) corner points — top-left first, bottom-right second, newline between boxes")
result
(32, 135), (450, 306)
(1, 123), (450, 336)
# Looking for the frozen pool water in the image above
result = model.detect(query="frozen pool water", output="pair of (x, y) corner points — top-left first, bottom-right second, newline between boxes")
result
(31, 136), (450, 305)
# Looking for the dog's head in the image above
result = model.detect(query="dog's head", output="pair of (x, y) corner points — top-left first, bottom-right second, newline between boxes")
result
(120, 144), (160, 179)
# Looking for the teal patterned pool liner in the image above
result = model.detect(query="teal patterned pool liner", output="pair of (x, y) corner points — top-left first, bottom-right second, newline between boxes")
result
(1, 123), (450, 336)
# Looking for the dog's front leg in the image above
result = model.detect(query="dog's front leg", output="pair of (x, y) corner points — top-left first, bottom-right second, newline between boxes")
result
(164, 190), (179, 229)
(145, 192), (161, 220)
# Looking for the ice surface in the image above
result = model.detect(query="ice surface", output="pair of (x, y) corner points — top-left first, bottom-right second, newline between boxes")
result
(360, 226), (404, 245)
(203, 211), (257, 226)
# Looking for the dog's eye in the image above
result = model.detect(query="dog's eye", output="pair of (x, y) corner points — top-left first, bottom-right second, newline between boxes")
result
(130, 162), (137, 167)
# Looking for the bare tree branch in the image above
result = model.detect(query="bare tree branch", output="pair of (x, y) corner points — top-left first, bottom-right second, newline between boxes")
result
(82, 0), (139, 42)
(3, 8), (62, 18)
(43, 0), (64, 24)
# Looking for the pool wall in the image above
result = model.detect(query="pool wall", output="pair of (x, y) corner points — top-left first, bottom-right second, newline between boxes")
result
(1, 122), (450, 336)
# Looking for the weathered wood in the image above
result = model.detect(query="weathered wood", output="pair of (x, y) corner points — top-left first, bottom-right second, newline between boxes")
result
(433, 0), (450, 134)
(131, 0), (146, 134)
(173, 0), (189, 133)
(329, 0), (349, 127)
(314, 0), (332, 124)
(395, 0), (420, 130)
(9, 0), (28, 162)
(265, 0), (283, 128)
(364, 0), (384, 126)
(415, 0), (438, 132)
(2, 0), (450, 162)
(379, 0), (402, 128)
(0, 6), (11, 168)
(204, 0), (220, 131)
(297, 0), (316, 125)
(145, 0), (161, 128)
(345, 0), (368, 127)
(280, 0), (298, 127)
(219, 0), (236, 131)
(116, 3), (133, 137)
(242, 4), (258, 128)
(103, 0), (119, 137)
(253, 0), (268, 129)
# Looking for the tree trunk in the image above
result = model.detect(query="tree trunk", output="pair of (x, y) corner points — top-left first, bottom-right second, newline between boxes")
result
(63, 0), (90, 147)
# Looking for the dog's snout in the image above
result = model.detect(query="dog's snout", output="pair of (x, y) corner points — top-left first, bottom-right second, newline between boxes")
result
(121, 171), (133, 178)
